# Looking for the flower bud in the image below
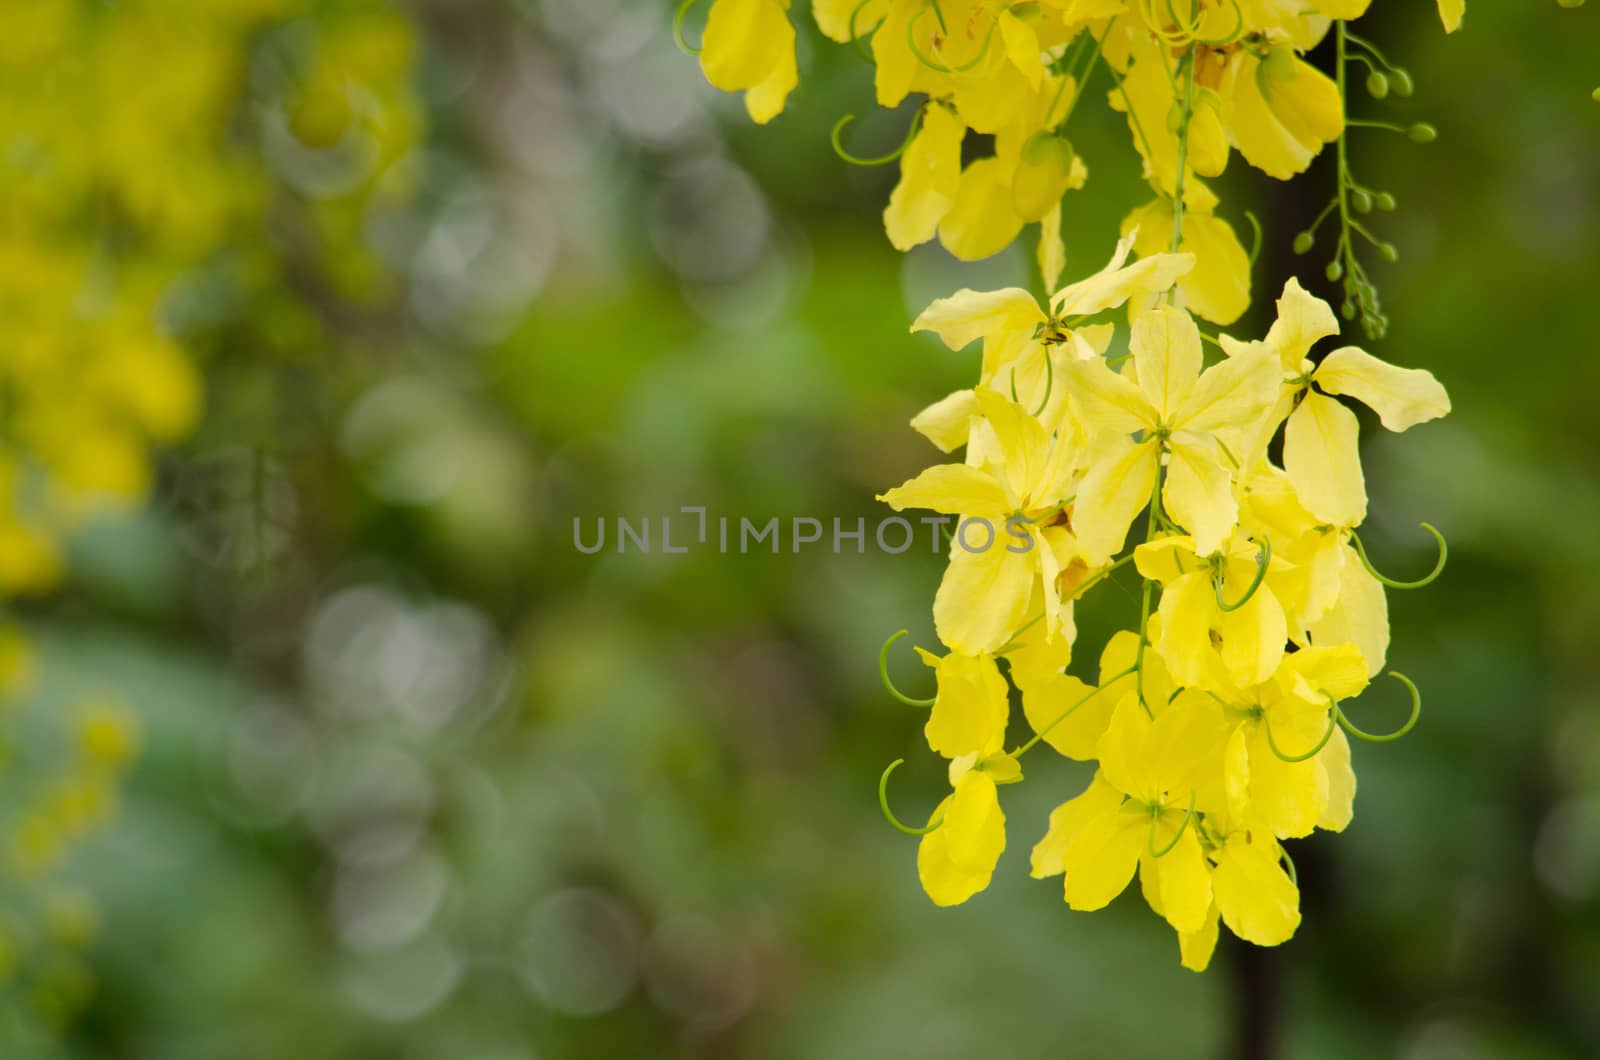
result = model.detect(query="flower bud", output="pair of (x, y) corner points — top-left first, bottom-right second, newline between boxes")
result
(1352, 189), (1373, 213)
(1408, 122), (1438, 143)
(1390, 69), (1415, 97)
(1326, 260), (1343, 282)
(1366, 71), (1389, 99)
(1292, 231), (1314, 254)
(1375, 191), (1397, 211)
(1378, 242), (1400, 263)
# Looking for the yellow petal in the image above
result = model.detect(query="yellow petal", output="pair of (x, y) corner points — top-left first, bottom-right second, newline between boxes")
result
(973, 388), (1052, 501)
(1437, 0), (1464, 32)
(1063, 357), (1152, 437)
(911, 286), (1042, 351)
(1261, 276), (1340, 372)
(1131, 305), (1202, 424)
(700, 0), (786, 91)
(1164, 434), (1238, 558)
(1223, 52), (1341, 180)
(1037, 204), (1066, 293)
(939, 157), (1027, 261)
(885, 103), (965, 250)
(922, 651), (1010, 759)
(1062, 801), (1148, 911)
(1175, 210), (1251, 327)
(1069, 436), (1157, 566)
(1245, 722), (1327, 838)
(1212, 835), (1301, 945)
(1144, 826), (1212, 934)
(918, 786), (999, 906)
(944, 770), (1007, 872)
(1051, 234), (1193, 317)
(1317, 726), (1357, 832)
(1155, 572), (1232, 690)
(1031, 772), (1122, 878)
(1308, 550), (1390, 677)
(744, 36), (797, 123)
(1020, 670), (1111, 761)
(1283, 392), (1367, 528)
(812, 0), (885, 41)
(1314, 347), (1452, 432)
(878, 462), (1009, 517)
(1281, 643), (1370, 704)
(1174, 349), (1280, 435)
(1216, 580), (1288, 688)
(933, 539), (1036, 655)
(1179, 906), (1221, 972)
(910, 389), (980, 453)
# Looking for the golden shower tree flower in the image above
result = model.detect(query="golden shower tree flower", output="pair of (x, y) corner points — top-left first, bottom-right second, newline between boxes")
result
(1222, 278), (1451, 528)
(699, 0), (798, 124)
(1064, 305), (1279, 564)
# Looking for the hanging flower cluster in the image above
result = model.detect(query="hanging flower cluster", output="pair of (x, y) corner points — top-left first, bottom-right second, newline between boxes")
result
(875, 258), (1448, 969)
(677, 0), (1484, 968)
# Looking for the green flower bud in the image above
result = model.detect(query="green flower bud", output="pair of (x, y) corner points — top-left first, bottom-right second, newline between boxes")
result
(1375, 191), (1397, 211)
(1352, 189), (1373, 213)
(1378, 243), (1399, 263)
(1292, 231), (1314, 254)
(1390, 69), (1415, 97)
(1366, 71), (1390, 99)
(1326, 260), (1343, 282)
(1408, 122), (1438, 143)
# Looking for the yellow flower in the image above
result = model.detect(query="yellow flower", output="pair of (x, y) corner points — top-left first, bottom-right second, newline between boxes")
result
(1034, 696), (1230, 934)
(913, 648), (1011, 759)
(1174, 807), (1302, 972)
(884, 104), (966, 251)
(1064, 305), (1279, 563)
(1122, 182), (1251, 326)
(1221, 45), (1343, 180)
(1211, 646), (1367, 839)
(1013, 629), (1153, 761)
(907, 234), (1193, 449)
(918, 752), (1019, 906)
(1134, 533), (1289, 691)
(1223, 278), (1451, 528)
(1438, 0), (1465, 33)
(879, 390), (1076, 652)
(700, 0), (798, 124)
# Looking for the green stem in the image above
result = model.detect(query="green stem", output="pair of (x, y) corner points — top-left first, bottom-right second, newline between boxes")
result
(1168, 40), (1198, 261)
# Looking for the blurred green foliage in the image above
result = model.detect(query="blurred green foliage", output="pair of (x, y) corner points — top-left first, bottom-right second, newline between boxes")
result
(1, 1), (1596, 1058)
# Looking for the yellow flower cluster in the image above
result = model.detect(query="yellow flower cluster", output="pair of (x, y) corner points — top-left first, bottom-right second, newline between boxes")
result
(879, 262), (1447, 968)
(0, 0), (419, 606)
(689, 0), (1462, 325)
(688, 0), (1461, 968)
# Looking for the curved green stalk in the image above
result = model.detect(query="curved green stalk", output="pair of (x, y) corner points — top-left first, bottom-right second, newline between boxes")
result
(1349, 522), (1447, 589)
(1336, 671), (1421, 743)
(879, 759), (944, 835)
(1263, 694), (1339, 762)
(1148, 790), (1197, 858)
(831, 109), (923, 167)
(879, 629), (936, 707)
(1213, 536), (1271, 612)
